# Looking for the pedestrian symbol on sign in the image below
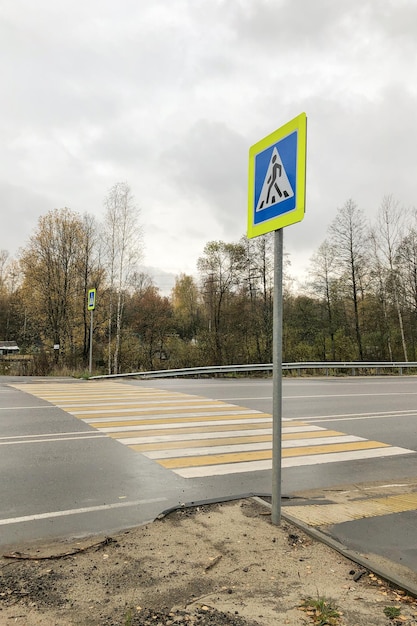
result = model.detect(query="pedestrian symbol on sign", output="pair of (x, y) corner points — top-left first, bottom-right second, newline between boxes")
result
(256, 147), (294, 212)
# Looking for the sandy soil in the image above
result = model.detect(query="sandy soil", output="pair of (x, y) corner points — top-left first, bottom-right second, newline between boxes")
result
(1, 498), (416, 626)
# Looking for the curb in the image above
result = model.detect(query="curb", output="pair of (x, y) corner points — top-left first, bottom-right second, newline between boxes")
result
(154, 492), (272, 520)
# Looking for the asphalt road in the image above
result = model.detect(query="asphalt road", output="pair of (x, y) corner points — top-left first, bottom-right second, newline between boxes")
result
(1, 375), (416, 549)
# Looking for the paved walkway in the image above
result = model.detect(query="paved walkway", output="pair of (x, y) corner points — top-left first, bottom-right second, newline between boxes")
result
(280, 479), (417, 596)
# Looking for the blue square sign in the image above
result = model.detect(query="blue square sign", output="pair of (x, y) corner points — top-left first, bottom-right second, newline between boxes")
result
(248, 113), (306, 238)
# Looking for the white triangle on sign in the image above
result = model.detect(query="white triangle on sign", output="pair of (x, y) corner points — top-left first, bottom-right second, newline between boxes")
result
(255, 147), (294, 212)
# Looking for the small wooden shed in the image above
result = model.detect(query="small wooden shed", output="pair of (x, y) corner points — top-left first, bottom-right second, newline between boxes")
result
(0, 341), (20, 355)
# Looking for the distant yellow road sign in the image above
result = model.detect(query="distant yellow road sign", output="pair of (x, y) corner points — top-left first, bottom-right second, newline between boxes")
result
(87, 289), (96, 311)
(247, 112), (307, 238)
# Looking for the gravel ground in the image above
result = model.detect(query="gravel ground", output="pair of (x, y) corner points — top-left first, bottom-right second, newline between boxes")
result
(1, 498), (417, 625)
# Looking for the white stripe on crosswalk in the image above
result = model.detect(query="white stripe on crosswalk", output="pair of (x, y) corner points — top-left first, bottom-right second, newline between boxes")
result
(99, 417), (272, 432)
(83, 409), (263, 423)
(117, 426), (322, 445)
(174, 447), (415, 478)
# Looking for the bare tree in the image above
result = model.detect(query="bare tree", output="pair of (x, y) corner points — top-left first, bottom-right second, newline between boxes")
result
(171, 273), (201, 340)
(102, 182), (142, 374)
(240, 234), (274, 362)
(371, 195), (408, 360)
(0, 250), (9, 292)
(328, 199), (369, 360)
(19, 208), (88, 360)
(197, 240), (246, 364)
(309, 239), (338, 360)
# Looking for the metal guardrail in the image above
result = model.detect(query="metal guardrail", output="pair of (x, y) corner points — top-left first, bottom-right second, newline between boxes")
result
(89, 361), (417, 380)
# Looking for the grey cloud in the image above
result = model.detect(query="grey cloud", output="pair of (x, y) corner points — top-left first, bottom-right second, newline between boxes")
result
(161, 119), (247, 235)
(141, 265), (178, 296)
(0, 183), (53, 255)
(284, 83), (417, 269)
(231, 0), (356, 50)
(231, 0), (417, 54)
(1, 2), (199, 132)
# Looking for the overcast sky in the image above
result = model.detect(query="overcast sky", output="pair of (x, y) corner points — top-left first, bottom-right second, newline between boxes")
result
(1, 0), (417, 293)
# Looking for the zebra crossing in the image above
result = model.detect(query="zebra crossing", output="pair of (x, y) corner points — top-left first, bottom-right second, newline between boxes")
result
(11, 381), (414, 478)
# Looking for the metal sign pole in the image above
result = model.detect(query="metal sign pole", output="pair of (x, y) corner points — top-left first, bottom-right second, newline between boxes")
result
(87, 288), (96, 375)
(271, 228), (283, 525)
(89, 309), (93, 374)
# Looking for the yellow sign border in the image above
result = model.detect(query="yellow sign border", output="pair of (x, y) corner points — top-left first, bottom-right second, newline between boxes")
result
(247, 112), (307, 239)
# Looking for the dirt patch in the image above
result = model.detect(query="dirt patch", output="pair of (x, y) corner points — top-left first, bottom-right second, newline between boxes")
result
(1, 499), (417, 625)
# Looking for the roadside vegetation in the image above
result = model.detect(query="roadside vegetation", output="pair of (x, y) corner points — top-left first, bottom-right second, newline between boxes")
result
(1, 189), (417, 377)
(300, 596), (341, 625)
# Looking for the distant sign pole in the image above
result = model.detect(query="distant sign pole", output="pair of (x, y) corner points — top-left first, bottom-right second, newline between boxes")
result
(87, 289), (96, 374)
(247, 113), (307, 525)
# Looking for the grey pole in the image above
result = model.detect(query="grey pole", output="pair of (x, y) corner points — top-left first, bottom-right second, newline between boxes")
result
(271, 228), (283, 525)
(89, 309), (93, 374)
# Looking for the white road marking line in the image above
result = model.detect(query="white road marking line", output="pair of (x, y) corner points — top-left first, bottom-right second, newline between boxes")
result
(223, 392), (417, 401)
(0, 434), (106, 446)
(0, 431), (102, 441)
(0, 406), (56, 411)
(297, 410), (417, 422)
(0, 498), (167, 526)
(284, 392), (417, 399)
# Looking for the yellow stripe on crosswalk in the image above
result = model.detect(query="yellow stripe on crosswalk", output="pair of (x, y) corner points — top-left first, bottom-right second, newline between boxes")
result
(59, 400), (217, 410)
(159, 440), (390, 469)
(282, 439), (389, 457)
(87, 413), (273, 429)
(283, 429), (344, 440)
(284, 492), (417, 526)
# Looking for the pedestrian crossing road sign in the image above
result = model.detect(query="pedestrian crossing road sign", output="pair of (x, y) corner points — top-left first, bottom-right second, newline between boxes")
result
(247, 112), (307, 238)
(87, 288), (96, 311)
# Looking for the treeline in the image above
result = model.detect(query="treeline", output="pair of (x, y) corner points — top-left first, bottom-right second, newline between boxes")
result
(1, 188), (417, 375)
